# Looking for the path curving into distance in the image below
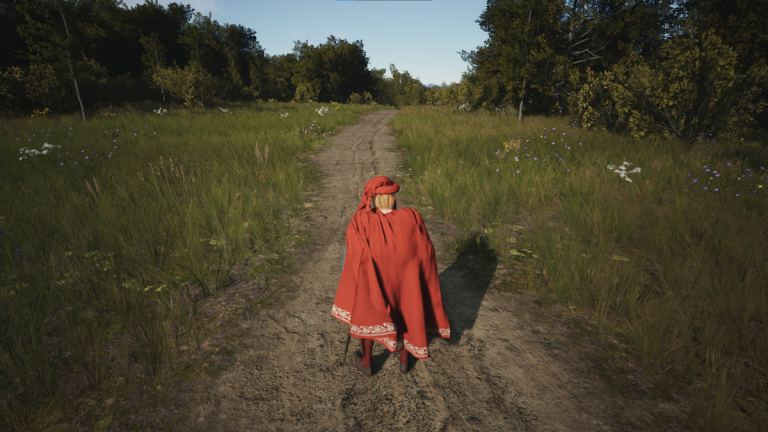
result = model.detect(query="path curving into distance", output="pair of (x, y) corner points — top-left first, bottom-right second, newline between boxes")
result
(189, 110), (677, 432)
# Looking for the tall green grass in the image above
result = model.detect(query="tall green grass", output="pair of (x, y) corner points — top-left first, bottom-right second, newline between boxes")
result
(0, 102), (374, 429)
(394, 106), (768, 431)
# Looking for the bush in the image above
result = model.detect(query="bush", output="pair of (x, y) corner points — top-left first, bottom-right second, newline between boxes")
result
(0, 64), (61, 113)
(571, 31), (768, 141)
(293, 81), (318, 102)
(152, 62), (218, 108)
(347, 91), (373, 104)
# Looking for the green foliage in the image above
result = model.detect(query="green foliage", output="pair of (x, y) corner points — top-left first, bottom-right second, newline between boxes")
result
(348, 91), (373, 104)
(0, 63), (63, 113)
(571, 31), (768, 140)
(385, 65), (426, 106)
(293, 81), (319, 102)
(463, 0), (767, 137)
(290, 36), (374, 103)
(3, 1), (401, 113)
(465, 0), (575, 113)
(255, 53), (297, 101)
(152, 63), (218, 108)
(394, 106), (768, 431)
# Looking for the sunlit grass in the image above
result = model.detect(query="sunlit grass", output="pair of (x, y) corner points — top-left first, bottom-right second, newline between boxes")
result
(394, 106), (768, 431)
(0, 102), (375, 429)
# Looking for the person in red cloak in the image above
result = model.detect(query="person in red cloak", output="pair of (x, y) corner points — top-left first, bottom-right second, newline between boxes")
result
(331, 175), (451, 375)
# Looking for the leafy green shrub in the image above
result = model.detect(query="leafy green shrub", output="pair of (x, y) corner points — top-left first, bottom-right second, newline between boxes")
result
(293, 81), (319, 102)
(0, 64), (61, 113)
(152, 62), (218, 108)
(571, 31), (768, 141)
(348, 91), (374, 104)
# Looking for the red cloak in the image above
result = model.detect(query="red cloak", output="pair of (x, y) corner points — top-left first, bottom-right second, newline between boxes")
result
(331, 176), (451, 359)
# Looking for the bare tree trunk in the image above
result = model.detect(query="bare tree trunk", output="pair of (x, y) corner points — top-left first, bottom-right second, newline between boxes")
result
(518, 77), (526, 121)
(154, 51), (166, 103)
(58, 8), (86, 121)
(518, 8), (532, 121)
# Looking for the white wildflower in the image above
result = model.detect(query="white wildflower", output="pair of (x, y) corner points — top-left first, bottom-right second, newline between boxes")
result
(153, 107), (167, 116)
(607, 160), (641, 183)
(18, 142), (60, 160)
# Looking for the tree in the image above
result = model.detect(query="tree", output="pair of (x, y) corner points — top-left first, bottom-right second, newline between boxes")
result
(140, 32), (167, 101)
(291, 36), (374, 102)
(686, 0), (768, 134)
(570, 30), (768, 140)
(466, 0), (570, 116)
(16, 0), (89, 118)
(387, 65), (426, 106)
(463, 0), (686, 116)
(257, 53), (297, 101)
(153, 61), (217, 108)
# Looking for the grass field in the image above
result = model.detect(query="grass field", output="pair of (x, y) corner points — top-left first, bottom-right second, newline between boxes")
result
(393, 106), (768, 431)
(0, 102), (374, 429)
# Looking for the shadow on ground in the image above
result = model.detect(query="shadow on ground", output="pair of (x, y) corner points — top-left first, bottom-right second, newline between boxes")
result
(436, 233), (498, 345)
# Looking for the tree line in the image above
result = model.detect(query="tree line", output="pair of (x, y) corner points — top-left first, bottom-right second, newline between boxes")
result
(2, 0), (765, 140)
(428, 0), (768, 140)
(0, 0), (428, 117)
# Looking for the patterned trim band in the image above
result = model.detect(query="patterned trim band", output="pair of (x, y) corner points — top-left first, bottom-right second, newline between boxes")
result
(332, 304), (351, 322)
(331, 304), (438, 359)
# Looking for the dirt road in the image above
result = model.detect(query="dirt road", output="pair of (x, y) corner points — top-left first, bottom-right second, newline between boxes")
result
(184, 110), (681, 431)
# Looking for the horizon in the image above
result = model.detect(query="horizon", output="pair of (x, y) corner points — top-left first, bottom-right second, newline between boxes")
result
(120, 0), (488, 86)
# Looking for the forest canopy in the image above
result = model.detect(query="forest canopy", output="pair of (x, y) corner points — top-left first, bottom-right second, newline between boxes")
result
(0, 0), (407, 113)
(1, 0), (766, 139)
(446, 0), (768, 140)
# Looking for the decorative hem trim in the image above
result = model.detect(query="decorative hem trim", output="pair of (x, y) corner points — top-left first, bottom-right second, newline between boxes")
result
(331, 304), (351, 322)
(330, 304), (438, 359)
(428, 327), (451, 339)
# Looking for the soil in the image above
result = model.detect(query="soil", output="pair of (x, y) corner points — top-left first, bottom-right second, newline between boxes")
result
(124, 110), (686, 431)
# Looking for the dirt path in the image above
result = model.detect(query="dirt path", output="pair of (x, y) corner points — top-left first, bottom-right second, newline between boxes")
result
(185, 110), (681, 431)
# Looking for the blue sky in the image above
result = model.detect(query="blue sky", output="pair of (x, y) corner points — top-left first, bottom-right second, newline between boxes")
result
(121, 0), (488, 85)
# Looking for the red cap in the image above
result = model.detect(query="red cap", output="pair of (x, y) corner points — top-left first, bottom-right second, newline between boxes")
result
(356, 175), (400, 211)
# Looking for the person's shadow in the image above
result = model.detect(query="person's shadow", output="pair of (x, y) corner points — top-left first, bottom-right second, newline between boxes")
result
(433, 233), (498, 345)
(369, 233), (497, 372)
